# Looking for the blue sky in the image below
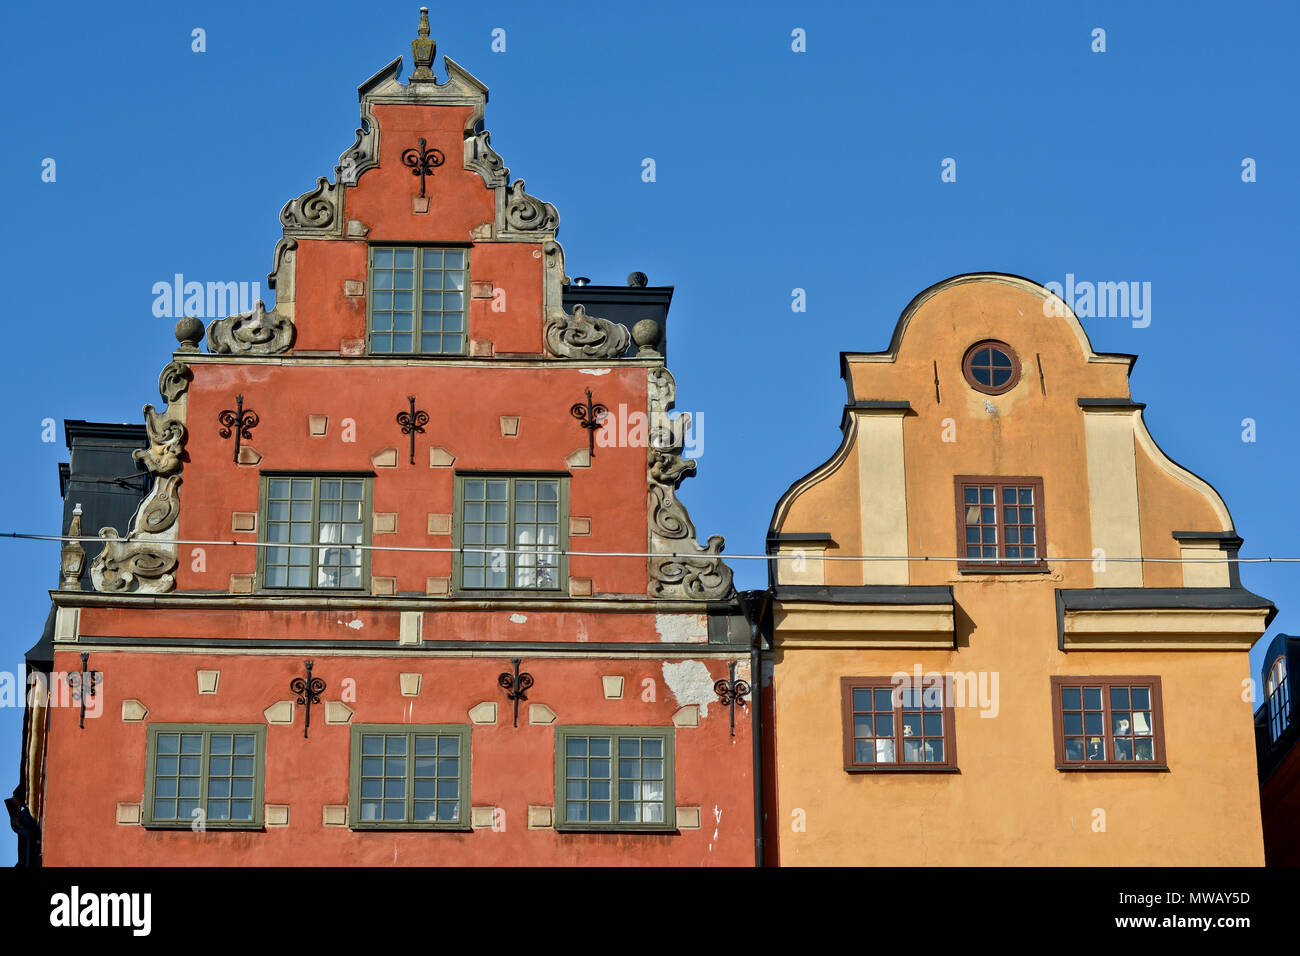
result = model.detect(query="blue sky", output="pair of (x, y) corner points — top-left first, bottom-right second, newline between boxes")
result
(1, 0), (1296, 860)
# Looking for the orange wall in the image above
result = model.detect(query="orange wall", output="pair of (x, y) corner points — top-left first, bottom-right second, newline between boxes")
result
(768, 277), (1265, 865)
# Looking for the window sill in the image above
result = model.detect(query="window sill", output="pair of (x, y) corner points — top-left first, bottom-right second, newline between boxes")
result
(844, 765), (960, 774)
(554, 825), (680, 835)
(956, 564), (1049, 575)
(348, 824), (474, 832)
(1055, 763), (1169, 772)
(366, 352), (470, 359)
(142, 823), (265, 831)
(452, 588), (569, 599)
(253, 587), (372, 597)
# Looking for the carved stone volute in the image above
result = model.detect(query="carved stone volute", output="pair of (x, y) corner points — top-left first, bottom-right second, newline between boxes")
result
(644, 367), (733, 600)
(545, 304), (630, 360)
(207, 301), (294, 355)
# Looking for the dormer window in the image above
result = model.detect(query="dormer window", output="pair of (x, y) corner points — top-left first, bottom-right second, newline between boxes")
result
(962, 340), (1020, 395)
(368, 246), (467, 355)
(1267, 656), (1291, 743)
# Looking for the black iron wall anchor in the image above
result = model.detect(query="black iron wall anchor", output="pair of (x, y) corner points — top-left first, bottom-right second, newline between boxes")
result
(66, 652), (101, 730)
(218, 394), (259, 462)
(498, 658), (535, 728)
(714, 661), (751, 737)
(401, 137), (445, 198)
(396, 395), (429, 464)
(570, 389), (609, 459)
(290, 660), (326, 739)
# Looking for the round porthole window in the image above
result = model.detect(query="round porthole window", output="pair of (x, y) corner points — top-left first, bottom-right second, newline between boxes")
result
(962, 340), (1020, 395)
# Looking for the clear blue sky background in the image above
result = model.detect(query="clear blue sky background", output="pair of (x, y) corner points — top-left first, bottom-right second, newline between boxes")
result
(1, 0), (1296, 861)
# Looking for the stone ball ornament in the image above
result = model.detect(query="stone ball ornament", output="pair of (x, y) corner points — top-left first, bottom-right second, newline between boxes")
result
(174, 315), (205, 351)
(633, 318), (662, 356)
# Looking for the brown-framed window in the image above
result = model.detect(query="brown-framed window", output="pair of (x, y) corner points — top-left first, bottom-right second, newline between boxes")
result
(962, 339), (1020, 395)
(840, 677), (958, 772)
(1266, 656), (1291, 744)
(954, 476), (1047, 571)
(1050, 677), (1166, 770)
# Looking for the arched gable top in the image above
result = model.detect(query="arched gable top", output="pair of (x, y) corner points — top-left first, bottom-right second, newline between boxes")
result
(838, 273), (1137, 401)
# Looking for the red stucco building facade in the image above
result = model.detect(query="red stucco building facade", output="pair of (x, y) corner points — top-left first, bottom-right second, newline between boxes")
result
(19, 12), (757, 866)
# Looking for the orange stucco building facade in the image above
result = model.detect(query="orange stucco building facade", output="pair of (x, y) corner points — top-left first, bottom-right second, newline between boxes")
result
(764, 274), (1275, 866)
(18, 13), (757, 867)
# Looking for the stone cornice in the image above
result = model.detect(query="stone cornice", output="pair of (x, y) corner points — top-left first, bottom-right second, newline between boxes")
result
(51, 590), (726, 614)
(773, 601), (955, 650)
(173, 353), (665, 370)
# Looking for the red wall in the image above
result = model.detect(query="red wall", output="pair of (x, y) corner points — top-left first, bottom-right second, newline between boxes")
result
(42, 649), (755, 866)
(41, 65), (752, 869)
(176, 364), (649, 596)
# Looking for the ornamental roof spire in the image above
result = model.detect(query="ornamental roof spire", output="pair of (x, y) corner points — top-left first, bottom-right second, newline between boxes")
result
(411, 6), (436, 83)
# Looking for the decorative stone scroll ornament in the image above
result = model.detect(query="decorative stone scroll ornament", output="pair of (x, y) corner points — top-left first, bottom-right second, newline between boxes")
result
(336, 108), (380, 186)
(206, 301), (294, 355)
(158, 361), (191, 403)
(644, 368), (734, 600)
(90, 535), (179, 593)
(134, 405), (185, 477)
(504, 180), (559, 233)
(465, 129), (507, 188)
(90, 377), (190, 593)
(545, 304), (631, 359)
(279, 177), (341, 234)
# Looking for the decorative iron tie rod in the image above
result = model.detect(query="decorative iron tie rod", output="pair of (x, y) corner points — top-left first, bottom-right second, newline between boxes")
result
(218, 394), (259, 462)
(290, 660), (326, 739)
(498, 658), (535, 728)
(401, 137), (445, 198)
(570, 388), (609, 459)
(396, 395), (429, 464)
(714, 661), (750, 737)
(66, 652), (101, 730)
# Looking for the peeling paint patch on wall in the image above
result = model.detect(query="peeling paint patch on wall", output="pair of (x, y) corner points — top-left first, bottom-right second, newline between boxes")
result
(655, 613), (707, 643)
(662, 660), (715, 716)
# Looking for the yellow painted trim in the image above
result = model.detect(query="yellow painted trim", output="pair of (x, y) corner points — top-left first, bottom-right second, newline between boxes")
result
(1082, 408), (1144, 587)
(774, 601), (954, 649)
(774, 546), (826, 586)
(1062, 607), (1269, 650)
(855, 410), (910, 585)
(1179, 542), (1232, 588)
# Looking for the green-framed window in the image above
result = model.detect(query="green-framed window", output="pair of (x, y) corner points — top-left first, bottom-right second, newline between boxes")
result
(349, 724), (472, 829)
(368, 245), (467, 355)
(257, 474), (372, 590)
(143, 724), (266, 829)
(453, 474), (569, 591)
(554, 726), (675, 831)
